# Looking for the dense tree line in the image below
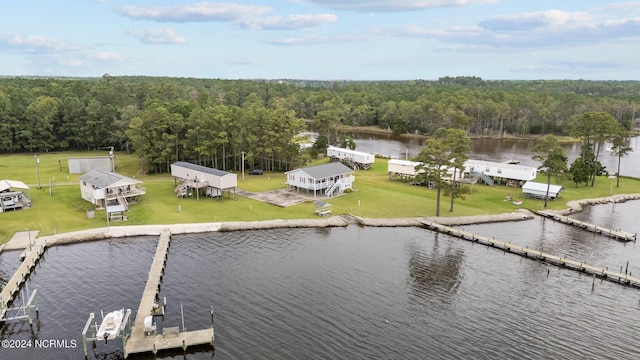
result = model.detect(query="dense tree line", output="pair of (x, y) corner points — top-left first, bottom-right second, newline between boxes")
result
(0, 76), (638, 173)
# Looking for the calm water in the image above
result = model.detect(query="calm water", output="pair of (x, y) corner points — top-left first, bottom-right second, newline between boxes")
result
(349, 132), (640, 178)
(2, 201), (640, 359)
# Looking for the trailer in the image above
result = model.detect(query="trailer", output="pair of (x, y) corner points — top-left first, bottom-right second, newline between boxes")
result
(327, 146), (375, 170)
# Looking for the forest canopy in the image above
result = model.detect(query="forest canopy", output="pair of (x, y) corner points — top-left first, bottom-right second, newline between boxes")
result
(0, 76), (638, 173)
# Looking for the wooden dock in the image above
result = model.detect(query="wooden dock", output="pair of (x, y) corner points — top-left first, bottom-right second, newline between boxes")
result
(124, 229), (214, 358)
(0, 240), (46, 321)
(420, 220), (640, 288)
(537, 210), (636, 242)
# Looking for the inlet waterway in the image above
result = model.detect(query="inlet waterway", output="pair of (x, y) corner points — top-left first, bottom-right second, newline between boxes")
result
(1, 201), (640, 359)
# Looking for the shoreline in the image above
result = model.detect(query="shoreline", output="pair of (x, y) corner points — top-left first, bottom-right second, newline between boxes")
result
(1, 193), (638, 254)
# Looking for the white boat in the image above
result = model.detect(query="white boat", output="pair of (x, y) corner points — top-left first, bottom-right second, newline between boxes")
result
(96, 308), (124, 342)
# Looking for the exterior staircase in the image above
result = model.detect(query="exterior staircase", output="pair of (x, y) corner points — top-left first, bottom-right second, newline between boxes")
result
(478, 172), (495, 186)
(325, 180), (340, 197)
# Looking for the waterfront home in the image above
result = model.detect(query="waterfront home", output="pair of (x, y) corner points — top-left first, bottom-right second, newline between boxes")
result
(286, 162), (354, 198)
(327, 146), (375, 170)
(464, 159), (537, 187)
(170, 162), (237, 199)
(79, 170), (145, 209)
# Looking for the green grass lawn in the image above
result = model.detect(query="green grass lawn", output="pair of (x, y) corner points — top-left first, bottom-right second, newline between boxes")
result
(1, 151), (639, 244)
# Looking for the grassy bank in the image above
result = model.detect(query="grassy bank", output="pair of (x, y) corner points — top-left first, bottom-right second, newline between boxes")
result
(1, 151), (639, 244)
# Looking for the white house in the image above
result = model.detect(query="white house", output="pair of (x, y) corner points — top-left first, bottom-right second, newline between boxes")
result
(78, 170), (145, 209)
(327, 146), (375, 170)
(464, 159), (537, 186)
(286, 162), (354, 198)
(522, 181), (564, 199)
(170, 162), (237, 198)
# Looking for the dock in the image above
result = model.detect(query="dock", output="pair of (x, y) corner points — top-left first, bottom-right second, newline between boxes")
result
(0, 239), (46, 321)
(537, 210), (636, 242)
(420, 220), (640, 288)
(124, 229), (214, 358)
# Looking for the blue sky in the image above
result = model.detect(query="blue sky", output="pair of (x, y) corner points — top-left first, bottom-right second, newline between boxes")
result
(2, 0), (639, 80)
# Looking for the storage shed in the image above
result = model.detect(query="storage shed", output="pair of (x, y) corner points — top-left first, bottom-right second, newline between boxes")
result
(522, 181), (564, 199)
(68, 156), (114, 174)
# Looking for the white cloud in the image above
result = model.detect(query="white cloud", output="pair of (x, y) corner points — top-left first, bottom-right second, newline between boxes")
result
(126, 28), (187, 44)
(381, 11), (640, 49)
(240, 14), (338, 30)
(294, 0), (499, 12)
(0, 34), (81, 52)
(478, 10), (597, 31)
(604, 1), (640, 11)
(117, 2), (272, 23)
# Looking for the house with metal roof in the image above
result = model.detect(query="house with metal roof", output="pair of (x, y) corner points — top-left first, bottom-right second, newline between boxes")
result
(327, 146), (375, 170)
(285, 162), (354, 198)
(78, 170), (145, 212)
(170, 162), (237, 199)
(464, 159), (537, 187)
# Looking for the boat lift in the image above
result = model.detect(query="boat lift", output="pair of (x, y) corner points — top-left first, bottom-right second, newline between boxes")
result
(0, 284), (39, 324)
(81, 308), (131, 358)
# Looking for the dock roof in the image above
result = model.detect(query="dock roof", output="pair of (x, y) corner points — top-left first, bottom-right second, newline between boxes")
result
(0, 180), (29, 192)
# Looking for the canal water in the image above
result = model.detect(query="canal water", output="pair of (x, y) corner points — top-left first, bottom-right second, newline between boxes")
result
(349, 132), (640, 178)
(1, 201), (640, 359)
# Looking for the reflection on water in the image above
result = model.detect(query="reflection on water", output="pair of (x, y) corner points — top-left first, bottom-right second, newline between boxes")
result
(407, 234), (463, 298)
(1, 206), (640, 359)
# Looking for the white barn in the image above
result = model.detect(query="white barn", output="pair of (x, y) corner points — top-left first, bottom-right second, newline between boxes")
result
(79, 170), (145, 209)
(327, 146), (375, 170)
(286, 162), (354, 198)
(464, 159), (537, 186)
(170, 162), (237, 199)
(522, 181), (564, 199)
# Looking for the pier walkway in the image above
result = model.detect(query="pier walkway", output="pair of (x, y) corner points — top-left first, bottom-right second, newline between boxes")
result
(420, 220), (640, 288)
(0, 239), (46, 321)
(537, 210), (636, 242)
(124, 229), (214, 358)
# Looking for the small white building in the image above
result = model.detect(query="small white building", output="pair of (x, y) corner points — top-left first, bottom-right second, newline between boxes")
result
(522, 181), (564, 199)
(68, 156), (114, 174)
(464, 159), (537, 186)
(170, 162), (237, 198)
(78, 170), (145, 209)
(327, 146), (375, 170)
(286, 162), (354, 198)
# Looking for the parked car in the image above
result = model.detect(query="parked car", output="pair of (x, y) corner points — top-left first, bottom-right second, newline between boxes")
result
(249, 169), (263, 175)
